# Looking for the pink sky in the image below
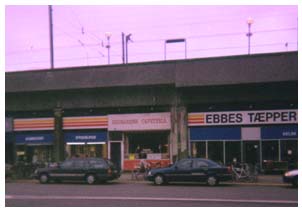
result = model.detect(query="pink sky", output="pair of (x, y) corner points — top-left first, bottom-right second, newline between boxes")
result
(5, 5), (298, 72)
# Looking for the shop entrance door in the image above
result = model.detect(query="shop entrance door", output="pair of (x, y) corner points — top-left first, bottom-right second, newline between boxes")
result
(243, 141), (260, 165)
(109, 142), (122, 170)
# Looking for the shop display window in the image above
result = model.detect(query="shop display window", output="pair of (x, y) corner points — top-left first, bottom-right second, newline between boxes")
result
(69, 144), (104, 158)
(191, 142), (206, 158)
(16, 145), (26, 162)
(16, 145), (53, 164)
(262, 140), (279, 161)
(127, 132), (169, 159)
(208, 141), (223, 164)
(281, 140), (297, 169)
(225, 141), (241, 165)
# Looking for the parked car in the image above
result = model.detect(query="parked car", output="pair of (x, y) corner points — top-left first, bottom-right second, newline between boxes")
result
(147, 158), (233, 186)
(33, 158), (121, 184)
(283, 169), (298, 187)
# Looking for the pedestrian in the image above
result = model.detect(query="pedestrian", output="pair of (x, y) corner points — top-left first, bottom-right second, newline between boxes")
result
(32, 152), (38, 165)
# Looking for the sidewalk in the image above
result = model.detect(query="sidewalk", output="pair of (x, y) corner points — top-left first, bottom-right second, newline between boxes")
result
(6, 173), (287, 187)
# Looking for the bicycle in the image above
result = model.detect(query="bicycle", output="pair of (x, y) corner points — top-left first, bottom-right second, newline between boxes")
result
(231, 163), (258, 182)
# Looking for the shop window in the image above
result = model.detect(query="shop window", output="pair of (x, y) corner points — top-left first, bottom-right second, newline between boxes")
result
(262, 140), (279, 161)
(15, 145), (53, 164)
(208, 141), (223, 164)
(127, 132), (169, 159)
(16, 145), (26, 162)
(281, 140), (297, 169)
(192, 142), (206, 158)
(70, 144), (103, 158)
(225, 141), (241, 165)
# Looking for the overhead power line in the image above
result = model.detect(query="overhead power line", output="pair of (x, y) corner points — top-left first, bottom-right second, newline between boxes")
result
(7, 41), (297, 68)
(6, 27), (297, 56)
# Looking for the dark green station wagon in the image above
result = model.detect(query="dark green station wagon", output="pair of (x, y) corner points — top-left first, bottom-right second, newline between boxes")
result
(33, 158), (121, 184)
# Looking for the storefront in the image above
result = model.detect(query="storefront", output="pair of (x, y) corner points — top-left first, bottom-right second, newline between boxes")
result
(261, 125), (298, 171)
(63, 116), (108, 159)
(188, 109), (298, 170)
(108, 112), (171, 171)
(13, 118), (55, 164)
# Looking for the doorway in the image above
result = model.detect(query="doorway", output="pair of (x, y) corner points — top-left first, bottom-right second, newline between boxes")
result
(109, 142), (122, 170)
(243, 141), (260, 165)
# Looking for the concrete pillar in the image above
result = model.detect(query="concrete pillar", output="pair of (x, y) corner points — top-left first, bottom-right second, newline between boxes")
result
(53, 108), (65, 162)
(178, 105), (188, 159)
(170, 105), (188, 162)
(170, 106), (178, 162)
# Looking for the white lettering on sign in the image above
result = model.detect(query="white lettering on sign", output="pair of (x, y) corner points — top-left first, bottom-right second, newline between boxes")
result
(282, 131), (297, 137)
(75, 135), (97, 140)
(108, 112), (171, 131)
(25, 136), (44, 141)
(188, 109), (297, 126)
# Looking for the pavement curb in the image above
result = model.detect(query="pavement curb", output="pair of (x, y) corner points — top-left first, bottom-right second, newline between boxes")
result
(6, 179), (288, 187)
(6, 173), (288, 187)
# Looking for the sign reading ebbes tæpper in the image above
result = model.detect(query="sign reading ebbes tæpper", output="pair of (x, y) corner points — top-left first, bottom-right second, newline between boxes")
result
(188, 109), (297, 126)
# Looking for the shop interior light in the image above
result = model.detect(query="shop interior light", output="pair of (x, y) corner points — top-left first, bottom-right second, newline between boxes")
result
(67, 142), (85, 145)
(87, 142), (106, 145)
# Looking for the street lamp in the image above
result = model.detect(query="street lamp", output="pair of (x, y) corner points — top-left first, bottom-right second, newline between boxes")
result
(246, 17), (254, 55)
(125, 33), (132, 63)
(105, 32), (112, 64)
(164, 38), (187, 60)
(121, 32), (133, 64)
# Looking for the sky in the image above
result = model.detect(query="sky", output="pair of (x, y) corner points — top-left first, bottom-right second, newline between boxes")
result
(4, 4), (299, 72)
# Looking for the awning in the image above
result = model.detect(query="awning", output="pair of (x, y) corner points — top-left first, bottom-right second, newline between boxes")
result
(63, 116), (107, 130)
(190, 127), (241, 141)
(14, 118), (54, 131)
(64, 131), (107, 145)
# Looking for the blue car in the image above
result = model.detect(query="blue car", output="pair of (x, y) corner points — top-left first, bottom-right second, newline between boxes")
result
(147, 158), (232, 186)
(283, 169), (298, 187)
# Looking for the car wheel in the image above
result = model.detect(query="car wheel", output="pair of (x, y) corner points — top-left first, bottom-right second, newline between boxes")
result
(154, 174), (165, 185)
(207, 176), (218, 186)
(86, 174), (96, 185)
(39, 174), (49, 184)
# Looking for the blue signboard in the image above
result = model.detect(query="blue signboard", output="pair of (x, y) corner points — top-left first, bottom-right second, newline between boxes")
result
(261, 125), (297, 140)
(64, 131), (107, 143)
(190, 127), (241, 141)
(15, 133), (54, 145)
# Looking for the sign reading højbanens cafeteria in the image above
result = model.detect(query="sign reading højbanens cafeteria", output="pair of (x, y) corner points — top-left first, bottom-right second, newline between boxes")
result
(108, 112), (171, 131)
(188, 109), (297, 126)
